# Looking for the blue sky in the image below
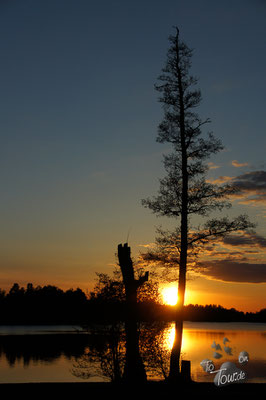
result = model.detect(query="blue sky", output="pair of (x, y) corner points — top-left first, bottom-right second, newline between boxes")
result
(0, 0), (265, 310)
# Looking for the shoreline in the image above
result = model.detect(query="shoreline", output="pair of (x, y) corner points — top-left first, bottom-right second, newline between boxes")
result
(0, 320), (265, 327)
(0, 381), (265, 396)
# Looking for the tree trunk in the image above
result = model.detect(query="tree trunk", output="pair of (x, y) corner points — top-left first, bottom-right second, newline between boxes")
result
(118, 243), (148, 383)
(168, 30), (188, 380)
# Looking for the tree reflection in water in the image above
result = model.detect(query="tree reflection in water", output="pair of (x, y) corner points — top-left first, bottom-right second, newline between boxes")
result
(0, 323), (178, 382)
(140, 322), (172, 380)
(72, 322), (176, 382)
(72, 323), (126, 382)
(0, 333), (90, 367)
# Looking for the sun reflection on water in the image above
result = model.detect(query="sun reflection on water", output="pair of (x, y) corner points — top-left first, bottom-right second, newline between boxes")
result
(161, 323), (191, 354)
(162, 323), (176, 350)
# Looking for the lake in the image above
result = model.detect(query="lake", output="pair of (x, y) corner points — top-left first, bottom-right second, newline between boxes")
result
(0, 322), (265, 383)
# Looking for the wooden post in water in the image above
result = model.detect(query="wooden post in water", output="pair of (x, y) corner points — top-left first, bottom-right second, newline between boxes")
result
(181, 360), (191, 382)
(118, 243), (148, 383)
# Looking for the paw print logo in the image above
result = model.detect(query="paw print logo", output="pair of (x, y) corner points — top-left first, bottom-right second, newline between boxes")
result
(211, 337), (233, 359)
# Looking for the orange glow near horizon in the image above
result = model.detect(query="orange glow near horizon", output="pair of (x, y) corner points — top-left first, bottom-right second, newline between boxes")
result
(0, 273), (265, 313)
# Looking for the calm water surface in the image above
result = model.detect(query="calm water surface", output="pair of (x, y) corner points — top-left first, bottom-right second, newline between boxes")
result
(167, 322), (266, 383)
(0, 322), (265, 383)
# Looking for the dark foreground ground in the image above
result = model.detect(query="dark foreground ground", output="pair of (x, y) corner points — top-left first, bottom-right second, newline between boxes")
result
(0, 381), (265, 399)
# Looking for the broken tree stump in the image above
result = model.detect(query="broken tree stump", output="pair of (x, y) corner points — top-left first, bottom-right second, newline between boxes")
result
(117, 243), (148, 383)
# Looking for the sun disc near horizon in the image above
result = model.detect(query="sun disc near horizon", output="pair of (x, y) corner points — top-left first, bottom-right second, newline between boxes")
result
(162, 286), (178, 306)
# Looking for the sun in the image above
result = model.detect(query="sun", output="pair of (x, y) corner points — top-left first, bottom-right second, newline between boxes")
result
(161, 286), (178, 306)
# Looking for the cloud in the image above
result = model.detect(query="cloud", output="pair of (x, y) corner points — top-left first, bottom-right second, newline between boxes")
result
(138, 243), (156, 249)
(222, 232), (266, 249)
(208, 162), (220, 170)
(233, 170), (266, 190)
(207, 176), (233, 184)
(207, 171), (266, 206)
(231, 160), (249, 168)
(231, 170), (266, 206)
(198, 232), (266, 269)
(203, 249), (252, 260)
(199, 260), (266, 283)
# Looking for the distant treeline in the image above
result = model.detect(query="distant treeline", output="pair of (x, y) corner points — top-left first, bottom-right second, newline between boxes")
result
(0, 283), (265, 324)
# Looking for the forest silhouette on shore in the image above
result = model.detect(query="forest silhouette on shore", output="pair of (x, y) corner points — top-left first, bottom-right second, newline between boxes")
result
(0, 282), (265, 325)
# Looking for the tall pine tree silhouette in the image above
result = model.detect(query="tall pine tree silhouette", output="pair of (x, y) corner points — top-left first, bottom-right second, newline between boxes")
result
(142, 27), (253, 380)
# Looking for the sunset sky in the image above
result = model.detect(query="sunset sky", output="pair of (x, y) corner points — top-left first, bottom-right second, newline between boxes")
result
(0, 0), (265, 312)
